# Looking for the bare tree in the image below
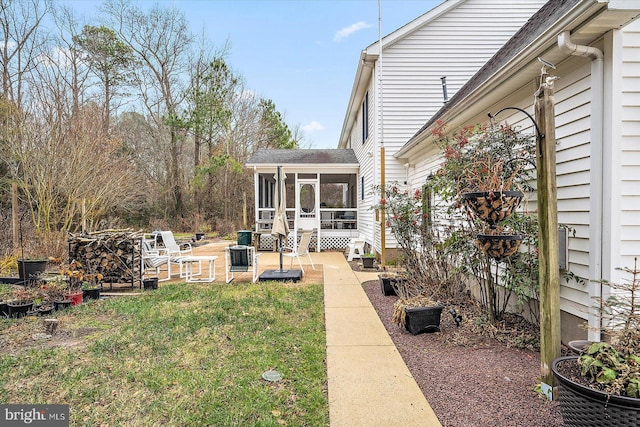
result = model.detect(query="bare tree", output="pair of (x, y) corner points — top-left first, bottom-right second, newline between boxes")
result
(0, 0), (50, 108)
(104, 0), (193, 218)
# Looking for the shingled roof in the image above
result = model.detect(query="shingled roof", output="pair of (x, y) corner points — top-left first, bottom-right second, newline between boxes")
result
(246, 149), (358, 165)
(406, 0), (581, 146)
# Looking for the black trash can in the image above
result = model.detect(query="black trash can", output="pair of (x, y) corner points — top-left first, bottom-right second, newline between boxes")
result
(237, 230), (252, 246)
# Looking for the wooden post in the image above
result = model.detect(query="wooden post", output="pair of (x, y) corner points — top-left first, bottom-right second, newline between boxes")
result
(535, 72), (561, 388)
(12, 182), (19, 251)
(380, 146), (386, 266)
(243, 191), (247, 230)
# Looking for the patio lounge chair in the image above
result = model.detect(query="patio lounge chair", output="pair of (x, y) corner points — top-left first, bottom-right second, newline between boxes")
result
(141, 240), (172, 282)
(158, 230), (193, 278)
(283, 230), (315, 274)
(225, 245), (260, 283)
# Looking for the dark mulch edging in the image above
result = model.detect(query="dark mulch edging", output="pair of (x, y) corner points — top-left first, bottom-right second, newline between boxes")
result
(362, 279), (564, 427)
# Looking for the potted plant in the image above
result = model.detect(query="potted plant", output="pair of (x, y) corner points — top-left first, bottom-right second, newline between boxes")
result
(81, 282), (101, 301)
(142, 277), (158, 290)
(393, 295), (445, 335)
(6, 288), (36, 318)
(373, 181), (469, 334)
(0, 283), (16, 317)
(60, 260), (103, 306)
(39, 275), (72, 310)
(361, 253), (376, 269)
(378, 271), (404, 296)
(17, 258), (48, 283)
(552, 257), (640, 425)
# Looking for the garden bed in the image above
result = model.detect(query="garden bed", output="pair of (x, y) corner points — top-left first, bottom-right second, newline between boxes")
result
(362, 279), (564, 427)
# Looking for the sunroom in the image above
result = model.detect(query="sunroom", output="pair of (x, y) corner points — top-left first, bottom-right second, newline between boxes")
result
(246, 149), (360, 252)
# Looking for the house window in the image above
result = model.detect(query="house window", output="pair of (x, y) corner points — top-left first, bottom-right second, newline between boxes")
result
(362, 91), (369, 143)
(361, 176), (364, 200)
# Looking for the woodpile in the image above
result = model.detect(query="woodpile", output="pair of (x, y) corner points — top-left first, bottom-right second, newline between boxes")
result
(68, 229), (143, 287)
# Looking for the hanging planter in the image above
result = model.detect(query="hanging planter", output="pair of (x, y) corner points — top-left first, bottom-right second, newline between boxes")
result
(476, 233), (523, 260)
(461, 190), (523, 228)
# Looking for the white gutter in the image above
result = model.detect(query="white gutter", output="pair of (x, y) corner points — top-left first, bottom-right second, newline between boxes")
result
(558, 31), (604, 343)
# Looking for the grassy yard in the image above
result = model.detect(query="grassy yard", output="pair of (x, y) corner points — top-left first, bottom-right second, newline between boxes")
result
(0, 281), (328, 426)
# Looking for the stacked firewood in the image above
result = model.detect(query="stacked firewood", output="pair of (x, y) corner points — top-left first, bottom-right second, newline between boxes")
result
(68, 229), (143, 284)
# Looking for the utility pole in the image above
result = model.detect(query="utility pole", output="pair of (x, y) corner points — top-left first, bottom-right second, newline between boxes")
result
(535, 71), (561, 390)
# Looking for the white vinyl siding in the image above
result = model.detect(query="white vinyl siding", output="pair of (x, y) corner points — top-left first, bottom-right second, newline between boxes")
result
(619, 20), (640, 269)
(376, 0), (545, 250)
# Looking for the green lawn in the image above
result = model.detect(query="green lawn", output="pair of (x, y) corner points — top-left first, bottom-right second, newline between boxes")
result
(0, 282), (328, 426)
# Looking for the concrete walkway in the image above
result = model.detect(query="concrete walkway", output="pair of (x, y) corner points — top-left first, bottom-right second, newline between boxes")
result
(320, 252), (442, 426)
(189, 243), (441, 425)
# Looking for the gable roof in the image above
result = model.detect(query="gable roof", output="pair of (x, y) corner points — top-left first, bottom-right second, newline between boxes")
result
(397, 0), (640, 157)
(246, 149), (359, 166)
(402, 0), (581, 149)
(338, 0), (464, 148)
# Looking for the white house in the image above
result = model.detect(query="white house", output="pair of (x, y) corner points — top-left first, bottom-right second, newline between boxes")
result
(394, 0), (640, 342)
(337, 0), (547, 255)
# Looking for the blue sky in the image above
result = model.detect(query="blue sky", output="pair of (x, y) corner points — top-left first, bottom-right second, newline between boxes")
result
(65, 0), (442, 148)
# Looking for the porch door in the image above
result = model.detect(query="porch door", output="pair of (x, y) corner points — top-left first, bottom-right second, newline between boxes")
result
(296, 179), (318, 232)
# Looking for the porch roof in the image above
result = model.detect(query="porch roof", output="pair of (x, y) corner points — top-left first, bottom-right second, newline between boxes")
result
(247, 149), (358, 167)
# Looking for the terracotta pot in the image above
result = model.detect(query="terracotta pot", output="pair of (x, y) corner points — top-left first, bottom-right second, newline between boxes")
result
(64, 291), (83, 306)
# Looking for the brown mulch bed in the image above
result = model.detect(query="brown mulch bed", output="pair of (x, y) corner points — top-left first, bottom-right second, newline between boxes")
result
(361, 278), (565, 427)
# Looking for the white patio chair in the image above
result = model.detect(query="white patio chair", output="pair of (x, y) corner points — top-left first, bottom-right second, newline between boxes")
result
(283, 230), (315, 274)
(346, 238), (365, 262)
(158, 230), (193, 278)
(141, 240), (172, 282)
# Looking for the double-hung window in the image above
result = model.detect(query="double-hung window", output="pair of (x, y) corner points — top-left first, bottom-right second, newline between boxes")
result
(362, 91), (369, 143)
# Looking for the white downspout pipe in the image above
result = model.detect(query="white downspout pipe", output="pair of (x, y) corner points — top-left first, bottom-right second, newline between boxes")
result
(558, 31), (604, 342)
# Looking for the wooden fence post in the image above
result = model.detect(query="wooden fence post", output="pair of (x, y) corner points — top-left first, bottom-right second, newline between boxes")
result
(535, 72), (561, 388)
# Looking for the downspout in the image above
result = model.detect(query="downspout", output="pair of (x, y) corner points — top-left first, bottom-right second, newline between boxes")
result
(558, 31), (604, 342)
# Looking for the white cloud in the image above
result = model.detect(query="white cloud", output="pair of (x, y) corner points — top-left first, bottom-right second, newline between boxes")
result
(303, 120), (325, 133)
(334, 21), (372, 42)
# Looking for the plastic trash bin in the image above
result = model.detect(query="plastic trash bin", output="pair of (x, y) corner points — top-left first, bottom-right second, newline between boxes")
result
(237, 230), (252, 246)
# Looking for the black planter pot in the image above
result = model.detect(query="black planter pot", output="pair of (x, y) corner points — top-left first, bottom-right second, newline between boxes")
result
(378, 274), (399, 296)
(38, 304), (55, 316)
(566, 340), (590, 355)
(362, 257), (375, 269)
(143, 278), (158, 290)
(552, 356), (640, 426)
(195, 232), (205, 241)
(461, 190), (523, 228)
(0, 301), (8, 317)
(54, 299), (72, 311)
(82, 287), (101, 301)
(404, 305), (445, 335)
(7, 299), (34, 318)
(17, 259), (48, 281)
